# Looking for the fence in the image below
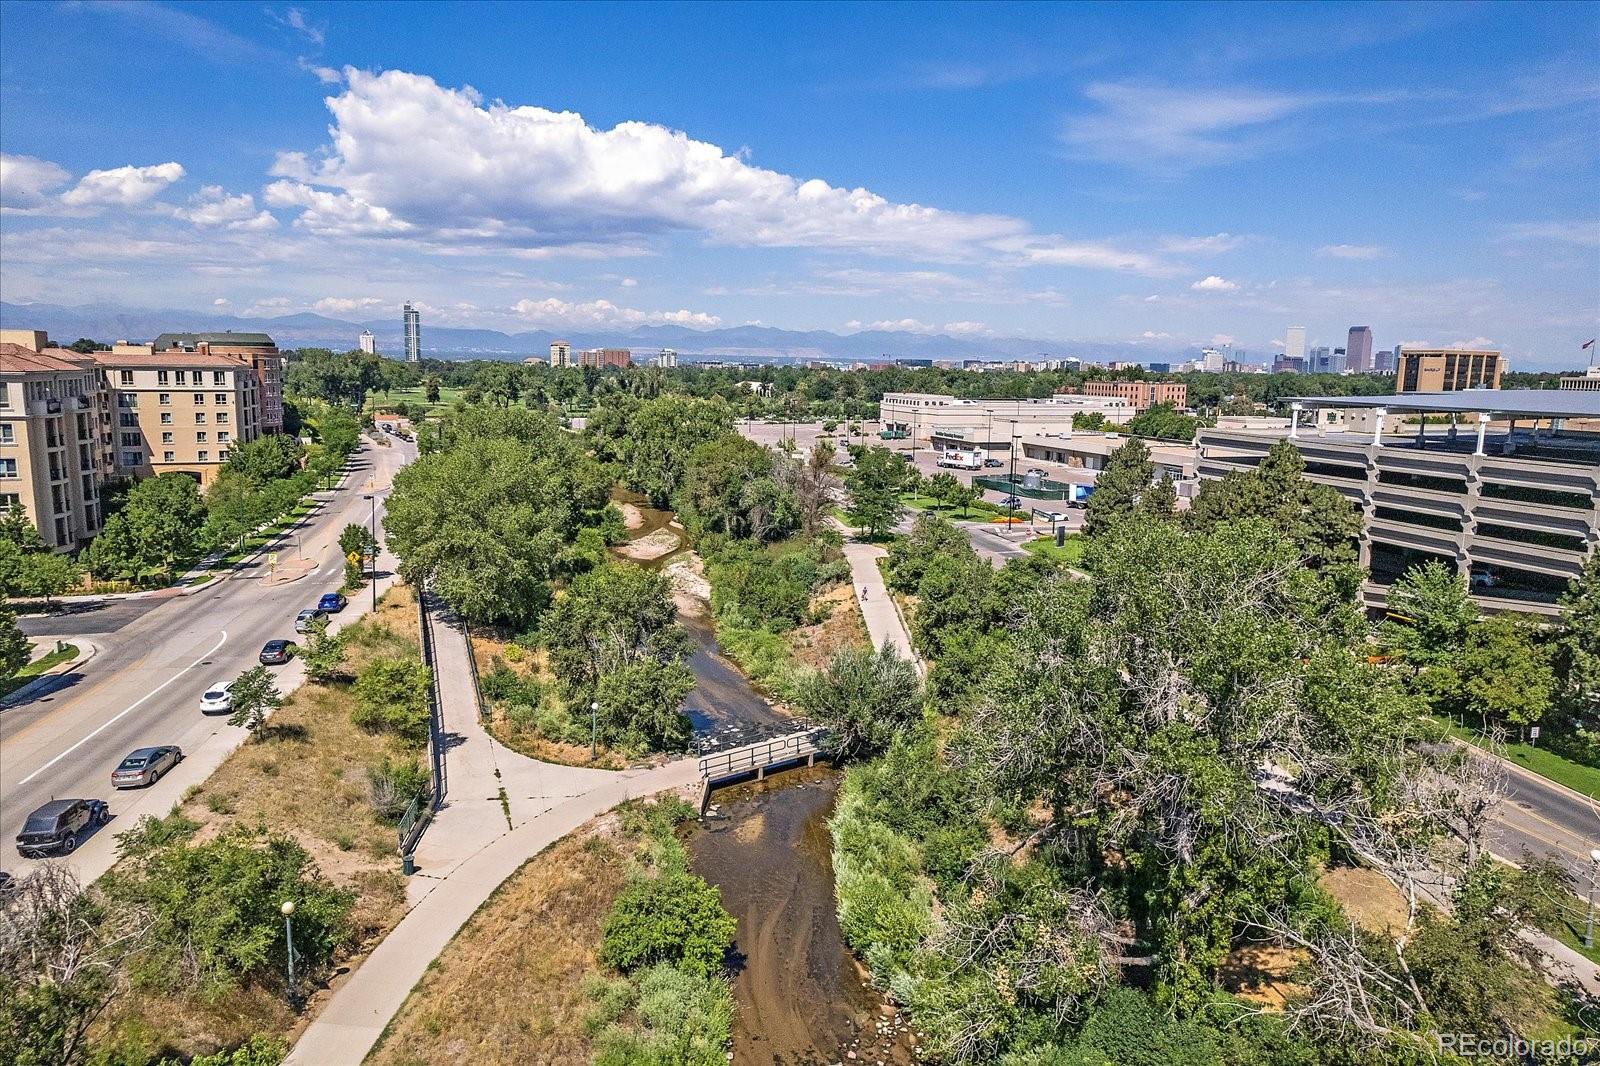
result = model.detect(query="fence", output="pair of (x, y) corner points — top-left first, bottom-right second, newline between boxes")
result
(461, 619), (490, 719)
(398, 587), (447, 861)
(696, 728), (829, 810)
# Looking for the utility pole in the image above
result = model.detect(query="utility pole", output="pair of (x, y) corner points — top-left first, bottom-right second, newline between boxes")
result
(1008, 420), (1019, 529)
(590, 700), (600, 761)
(363, 493), (378, 612)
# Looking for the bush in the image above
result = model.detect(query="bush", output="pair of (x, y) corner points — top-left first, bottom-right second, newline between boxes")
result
(591, 963), (735, 1066)
(365, 756), (429, 823)
(351, 658), (432, 743)
(599, 868), (737, 979)
(165, 1035), (288, 1066)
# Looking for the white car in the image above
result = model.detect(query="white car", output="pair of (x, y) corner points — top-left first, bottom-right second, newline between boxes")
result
(200, 680), (234, 714)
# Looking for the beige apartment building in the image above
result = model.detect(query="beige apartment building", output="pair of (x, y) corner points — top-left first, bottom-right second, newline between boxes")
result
(1395, 348), (1502, 393)
(152, 332), (284, 434)
(0, 344), (113, 550)
(90, 349), (262, 485)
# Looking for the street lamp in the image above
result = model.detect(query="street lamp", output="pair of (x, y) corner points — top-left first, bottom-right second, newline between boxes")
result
(281, 900), (298, 1009)
(1585, 849), (1600, 949)
(590, 700), (600, 761)
(362, 493), (378, 612)
(1008, 420), (1020, 529)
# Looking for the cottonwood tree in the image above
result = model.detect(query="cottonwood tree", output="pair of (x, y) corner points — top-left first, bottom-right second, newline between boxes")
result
(796, 644), (921, 759)
(844, 446), (909, 539)
(227, 666), (282, 738)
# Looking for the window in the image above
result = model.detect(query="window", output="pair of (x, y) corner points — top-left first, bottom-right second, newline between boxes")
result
(194, 412), (206, 424)
(159, 392), (171, 405)
(161, 432), (173, 444)
(196, 431), (208, 443)
(218, 450), (229, 462)
(174, 370), (187, 385)
(216, 412), (229, 424)
(119, 369), (133, 386)
(119, 413), (138, 428)
(0, 425), (12, 444)
(197, 450), (209, 462)
(213, 371), (225, 385)
(121, 450), (142, 466)
(191, 392), (203, 405)
(160, 413), (172, 425)
(0, 382), (10, 407)
(0, 458), (16, 478)
(0, 492), (18, 508)
(215, 392), (228, 405)
(163, 451), (175, 463)
(157, 370), (169, 385)
(218, 431), (230, 442)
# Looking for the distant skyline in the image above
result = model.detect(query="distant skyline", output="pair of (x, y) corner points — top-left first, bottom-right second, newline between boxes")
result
(1, 1), (1597, 369)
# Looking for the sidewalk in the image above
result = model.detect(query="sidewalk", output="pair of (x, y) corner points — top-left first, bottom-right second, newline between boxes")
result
(842, 540), (921, 672)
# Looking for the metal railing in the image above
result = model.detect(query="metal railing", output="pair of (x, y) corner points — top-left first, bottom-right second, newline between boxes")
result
(399, 587), (447, 860)
(461, 618), (490, 719)
(697, 728), (828, 784)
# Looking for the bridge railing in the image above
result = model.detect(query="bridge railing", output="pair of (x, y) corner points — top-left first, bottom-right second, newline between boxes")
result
(697, 727), (828, 783)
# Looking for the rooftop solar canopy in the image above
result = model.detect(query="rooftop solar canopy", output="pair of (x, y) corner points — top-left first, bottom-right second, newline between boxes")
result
(1288, 389), (1600, 420)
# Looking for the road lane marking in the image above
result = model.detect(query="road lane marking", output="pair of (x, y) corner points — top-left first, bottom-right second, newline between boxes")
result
(14, 630), (229, 787)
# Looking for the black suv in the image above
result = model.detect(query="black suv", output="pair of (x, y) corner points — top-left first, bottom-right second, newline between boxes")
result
(15, 798), (109, 857)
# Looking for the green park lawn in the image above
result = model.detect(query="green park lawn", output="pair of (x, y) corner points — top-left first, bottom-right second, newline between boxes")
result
(899, 492), (1022, 522)
(1023, 534), (1087, 566)
(367, 385), (466, 419)
(1434, 716), (1600, 801)
(2, 643), (80, 697)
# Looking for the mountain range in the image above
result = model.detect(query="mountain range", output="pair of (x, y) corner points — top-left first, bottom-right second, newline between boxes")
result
(0, 300), (1199, 366)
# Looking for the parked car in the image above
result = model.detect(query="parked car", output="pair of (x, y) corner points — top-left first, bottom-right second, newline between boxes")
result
(317, 591), (347, 613)
(1001, 495), (1022, 510)
(259, 639), (294, 665)
(16, 798), (109, 856)
(199, 679), (234, 714)
(111, 746), (182, 789)
(294, 608), (325, 633)
(983, 458), (1004, 468)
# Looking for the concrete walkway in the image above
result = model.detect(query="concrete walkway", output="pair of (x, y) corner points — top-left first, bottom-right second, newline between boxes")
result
(842, 540), (921, 672)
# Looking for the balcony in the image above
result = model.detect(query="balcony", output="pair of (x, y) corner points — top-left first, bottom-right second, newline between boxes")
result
(27, 398), (62, 416)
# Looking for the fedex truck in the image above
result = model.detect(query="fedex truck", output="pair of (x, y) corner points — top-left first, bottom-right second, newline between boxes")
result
(936, 449), (983, 470)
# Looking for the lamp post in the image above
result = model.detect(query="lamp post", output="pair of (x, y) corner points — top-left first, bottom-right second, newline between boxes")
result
(281, 900), (298, 1009)
(1585, 849), (1600, 949)
(1008, 420), (1019, 529)
(362, 493), (378, 612)
(590, 700), (600, 761)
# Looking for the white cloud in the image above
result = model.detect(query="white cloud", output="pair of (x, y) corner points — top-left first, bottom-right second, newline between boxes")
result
(1064, 83), (1318, 168)
(942, 321), (988, 334)
(620, 277), (638, 287)
(848, 318), (939, 334)
(60, 162), (185, 210)
(1497, 220), (1600, 249)
(1190, 275), (1239, 292)
(213, 297), (229, 306)
(297, 57), (342, 84)
(1448, 336), (1496, 349)
(1160, 232), (1245, 254)
(265, 69), (1166, 273)
(273, 7), (325, 46)
(314, 296), (387, 315)
(177, 185), (278, 230)
(1318, 243), (1387, 259)
(510, 297), (720, 329)
(1143, 294), (1161, 302)
(1210, 334), (1236, 346)
(0, 154), (71, 214)
(1140, 330), (1173, 339)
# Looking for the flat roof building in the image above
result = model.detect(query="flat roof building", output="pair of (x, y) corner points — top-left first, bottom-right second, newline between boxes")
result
(151, 331), (283, 434)
(1559, 366), (1600, 391)
(1395, 347), (1502, 393)
(1197, 390), (1600, 616)
(880, 392), (1135, 452)
(1075, 380), (1188, 411)
(549, 340), (573, 369)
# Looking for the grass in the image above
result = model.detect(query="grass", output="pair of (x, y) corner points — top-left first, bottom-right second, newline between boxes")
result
(1433, 716), (1600, 800)
(1534, 904), (1600, 967)
(1022, 533), (1087, 565)
(899, 492), (1022, 521)
(1, 643), (80, 696)
(366, 810), (646, 1066)
(94, 586), (422, 1061)
(368, 385), (468, 421)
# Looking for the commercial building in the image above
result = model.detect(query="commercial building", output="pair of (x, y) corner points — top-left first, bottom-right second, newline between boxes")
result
(0, 344), (112, 550)
(655, 348), (678, 369)
(1374, 348), (1399, 374)
(1347, 326), (1373, 373)
(403, 302), (421, 363)
(1077, 380), (1188, 411)
(1285, 326), (1307, 363)
(1559, 367), (1600, 391)
(151, 332), (283, 434)
(549, 340), (573, 368)
(1310, 346), (1347, 375)
(1274, 356), (1306, 374)
(1395, 347), (1501, 393)
(1196, 390), (1600, 616)
(881, 392), (1134, 452)
(1017, 432), (1197, 482)
(579, 347), (631, 370)
(359, 330), (376, 355)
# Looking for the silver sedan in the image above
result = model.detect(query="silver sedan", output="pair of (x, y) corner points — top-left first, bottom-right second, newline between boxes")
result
(111, 746), (183, 789)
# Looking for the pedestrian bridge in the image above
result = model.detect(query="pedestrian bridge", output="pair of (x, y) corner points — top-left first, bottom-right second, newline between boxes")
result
(696, 727), (828, 811)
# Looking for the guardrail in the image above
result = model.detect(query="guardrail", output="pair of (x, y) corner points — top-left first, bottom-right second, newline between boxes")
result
(399, 587), (446, 864)
(696, 727), (829, 811)
(461, 619), (490, 719)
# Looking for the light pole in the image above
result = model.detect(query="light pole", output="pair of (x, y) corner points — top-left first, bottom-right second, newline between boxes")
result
(1008, 420), (1020, 529)
(362, 493), (378, 612)
(1586, 849), (1600, 949)
(590, 700), (600, 761)
(281, 900), (298, 1009)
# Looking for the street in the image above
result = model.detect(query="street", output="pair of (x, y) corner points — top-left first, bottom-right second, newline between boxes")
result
(0, 434), (414, 885)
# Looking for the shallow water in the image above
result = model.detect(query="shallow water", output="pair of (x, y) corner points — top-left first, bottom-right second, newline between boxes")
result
(690, 769), (919, 1066)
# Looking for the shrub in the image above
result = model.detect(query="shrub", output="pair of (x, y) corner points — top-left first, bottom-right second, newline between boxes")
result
(365, 757), (430, 823)
(351, 658), (433, 743)
(161, 1035), (287, 1066)
(599, 869), (737, 979)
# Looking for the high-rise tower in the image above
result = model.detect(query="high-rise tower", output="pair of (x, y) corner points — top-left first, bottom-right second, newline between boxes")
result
(403, 302), (421, 363)
(1346, 326), (1373, 373)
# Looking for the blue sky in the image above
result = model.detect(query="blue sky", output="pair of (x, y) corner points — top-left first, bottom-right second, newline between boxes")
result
(1, 1), (1596, 367)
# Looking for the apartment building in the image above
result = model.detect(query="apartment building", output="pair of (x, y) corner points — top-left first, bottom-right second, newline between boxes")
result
(1075, 380), (1188, 411)
(1196, 390), (1600, 616)
(91, 349), (262, 485)
(549, 340), (573, 368)
(152, 332), (284, 433)
(1395, 347), (1502, 393)
(0, 344), (112, 550)
(579, 347), (631, 370)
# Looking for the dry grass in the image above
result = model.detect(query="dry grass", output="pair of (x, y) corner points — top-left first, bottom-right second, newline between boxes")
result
(1219, 943), (1306, 1009)
(94, 586), (421, 1060)
(788, 582), (871, 670)
(469, 629), (630, 770)
(1319, 864), (1411, 937)
(367, 814), (638, 1066)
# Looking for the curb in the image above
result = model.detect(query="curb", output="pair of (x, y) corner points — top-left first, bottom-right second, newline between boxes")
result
(1447, 734), (1600, 810)
(0, 639), (99, 710)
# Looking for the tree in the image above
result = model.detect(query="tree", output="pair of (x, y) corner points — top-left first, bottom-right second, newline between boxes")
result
(339, 522), (377, 561)
(226, 666), (282, 738)
(1556, 554), (1600, 723)
(595, 658), (696, 752)
(222, 434), (303, 487)
(14, 551), (80, 602)
(797, 645), (922, 759)
(600, 867), (737, 979)
(82, 473), (208, 583)
(300, 618), (345, 683)
(776, 440), (840, 538)
(1458, 613), (1554, 737)
(1380, 560), (1478, 670)
(674, 434), (794, 542)
(1082, 438), (1153, 537)
(1126, 403), (1201, 442)
(927, 472), (962, 511)
(351, 658), (433, 743)
(585, 394), (736, 506)
(0, 598), (30, 688)
(544, 565), (689, 691)
(424, 375), (442, 403)
(845, 446), (908, 539)
(1138, 471), (1177, 520)
(950, 482), (980, 518)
